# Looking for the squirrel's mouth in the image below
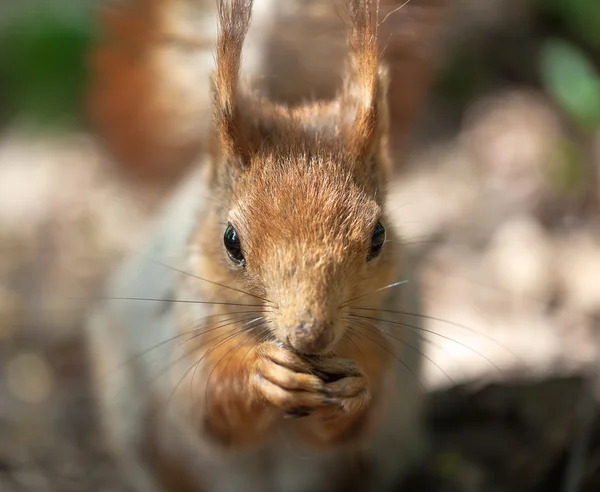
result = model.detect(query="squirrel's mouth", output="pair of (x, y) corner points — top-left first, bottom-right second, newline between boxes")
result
(278, 341), (345, 382)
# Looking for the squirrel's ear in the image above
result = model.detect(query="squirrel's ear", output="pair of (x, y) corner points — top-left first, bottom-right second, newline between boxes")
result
(211, 0), (254, 167)
(341, 0), (389, 160)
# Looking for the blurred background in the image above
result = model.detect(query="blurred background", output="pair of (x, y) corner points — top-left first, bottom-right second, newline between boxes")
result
(0, 0), (599, 490)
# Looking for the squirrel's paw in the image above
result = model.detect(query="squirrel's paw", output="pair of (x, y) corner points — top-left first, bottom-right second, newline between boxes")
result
(253, 342), (329, 418)
(252, 343), (370, 419)
(307, 356), (371, 421)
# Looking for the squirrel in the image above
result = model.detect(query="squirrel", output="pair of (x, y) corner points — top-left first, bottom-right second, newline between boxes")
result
(85, 1), (446, 491)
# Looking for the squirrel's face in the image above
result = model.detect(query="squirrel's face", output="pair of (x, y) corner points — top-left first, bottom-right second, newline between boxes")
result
(206, 0), (395, 355)
(217, 152), (397, 355)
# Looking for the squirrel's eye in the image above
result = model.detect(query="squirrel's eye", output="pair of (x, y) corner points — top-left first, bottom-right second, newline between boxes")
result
(224, 223), (245, 266)
(367, 221), (385, 261)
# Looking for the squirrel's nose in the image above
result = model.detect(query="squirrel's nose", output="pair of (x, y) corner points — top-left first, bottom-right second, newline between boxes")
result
(289, 321), (334, 355)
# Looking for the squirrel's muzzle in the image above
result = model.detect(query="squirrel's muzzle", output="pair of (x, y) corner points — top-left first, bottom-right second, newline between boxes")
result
(265, 256), (347, 355)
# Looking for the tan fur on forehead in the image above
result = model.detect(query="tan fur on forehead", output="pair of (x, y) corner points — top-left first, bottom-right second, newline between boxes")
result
(230, 149), (381, 249)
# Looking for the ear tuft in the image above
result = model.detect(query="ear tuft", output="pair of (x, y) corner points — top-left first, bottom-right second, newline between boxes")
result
(343, 0), (389, 159)
(212, 0), (254, 165)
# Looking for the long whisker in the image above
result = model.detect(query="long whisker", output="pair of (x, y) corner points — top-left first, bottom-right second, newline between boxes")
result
(140, 254), (273, 304)
(201, 325), (271, 408)
(347, 318), (455, 385)
(175, 313), (263, 352)
(110, 314), (262, 403)
(197, 327), (274, 420)
(349, 312), (466, 379)
(347, 313), (506, 377)
(358, 315), (463, 363)
(189, 317), (267, 395)
(345, 324), (425, 390)
(174, 328), (250, 406)
(350, 307), (527, 368)
(103, 310), (266, 379)
(179, 314), (264, 356)
(413, 332), (466, 380)
(380, 0), (412, 25)
(343, 332), (365, 369)
(75, 296), (266, 308)
(166, 321), (264, 410)
(341, 280), (408, 306)
(214, 328), (274, 405)
(147, 314), (261, 383)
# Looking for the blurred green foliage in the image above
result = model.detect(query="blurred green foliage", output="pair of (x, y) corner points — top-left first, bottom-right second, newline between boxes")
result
(540, 38), (600, 131)
(535, 0), (600, 198)
(0, 7), (94, 130)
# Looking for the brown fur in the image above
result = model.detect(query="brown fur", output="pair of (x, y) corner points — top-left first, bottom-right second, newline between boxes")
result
(173, 0), (401, 451)
(86, 1), (445, 490)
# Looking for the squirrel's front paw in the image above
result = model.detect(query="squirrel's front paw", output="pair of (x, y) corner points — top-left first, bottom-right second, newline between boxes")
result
(307, 357), (371, 420)
(252, 343), (370, 419)
(253, 342), (329, 418)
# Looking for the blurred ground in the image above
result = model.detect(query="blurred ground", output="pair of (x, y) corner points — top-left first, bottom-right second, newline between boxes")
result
(0, 0), (600, 491)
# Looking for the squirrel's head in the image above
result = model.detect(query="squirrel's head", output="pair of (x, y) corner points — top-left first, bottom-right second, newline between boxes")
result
(202, 0), (398, 355)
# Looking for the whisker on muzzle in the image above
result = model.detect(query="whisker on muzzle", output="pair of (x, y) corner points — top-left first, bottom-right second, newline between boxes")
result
(345, 323), (426, 390)
(346, 318), (456, 386)
(347, 312), (507, 378)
